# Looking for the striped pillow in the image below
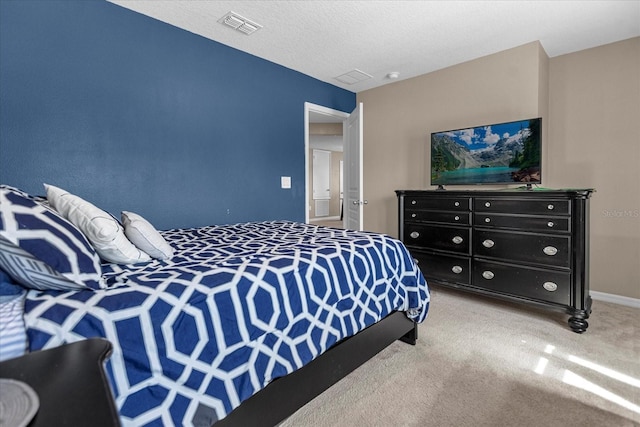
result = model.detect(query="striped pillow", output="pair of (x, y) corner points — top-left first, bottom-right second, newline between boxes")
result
(0, 292), (27, 361)
(0, 269), (27, 361)
(0, 185), (104, 290)
(0, 236), (91, 291)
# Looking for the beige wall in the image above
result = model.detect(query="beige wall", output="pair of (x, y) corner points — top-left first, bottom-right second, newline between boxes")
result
(357, 38), (639, 299)
(310, 123), (342, 135)
(358, 41), (547, 235)
(548, 38), (639, 299)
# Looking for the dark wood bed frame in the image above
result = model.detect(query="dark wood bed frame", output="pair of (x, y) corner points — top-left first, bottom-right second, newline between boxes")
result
(0, 312), (416, 426)
(214, 311), (418, 426)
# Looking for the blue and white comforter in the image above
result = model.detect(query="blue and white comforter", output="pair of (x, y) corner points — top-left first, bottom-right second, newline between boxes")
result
(24, 221), (430, 426)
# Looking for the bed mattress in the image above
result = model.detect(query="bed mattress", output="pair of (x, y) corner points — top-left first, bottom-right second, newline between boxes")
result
(24, 221), (430, 426)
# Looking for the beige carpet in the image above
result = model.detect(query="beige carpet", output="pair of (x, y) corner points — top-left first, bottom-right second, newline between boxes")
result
(281, 287), (640, 427)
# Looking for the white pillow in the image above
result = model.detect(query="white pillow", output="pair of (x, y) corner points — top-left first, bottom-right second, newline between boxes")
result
(45, 184), (151, 265)
(121, 211), (174, 260)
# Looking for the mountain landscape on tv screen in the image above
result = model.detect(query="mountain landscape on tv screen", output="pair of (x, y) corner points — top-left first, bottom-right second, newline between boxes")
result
(431, 118), (541, 184)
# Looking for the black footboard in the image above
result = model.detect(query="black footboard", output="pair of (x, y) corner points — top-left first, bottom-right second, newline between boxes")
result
(214, 311), (417, 427)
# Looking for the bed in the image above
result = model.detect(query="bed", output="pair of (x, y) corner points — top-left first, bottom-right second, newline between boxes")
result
(0, 184), (430, 426)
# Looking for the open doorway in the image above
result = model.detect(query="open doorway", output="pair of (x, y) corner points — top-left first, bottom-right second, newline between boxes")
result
(304, 103), (349, 228)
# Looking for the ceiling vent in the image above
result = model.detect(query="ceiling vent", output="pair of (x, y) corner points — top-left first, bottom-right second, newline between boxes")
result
(218, 11), (262, 35)
(334, 69), (373, 85)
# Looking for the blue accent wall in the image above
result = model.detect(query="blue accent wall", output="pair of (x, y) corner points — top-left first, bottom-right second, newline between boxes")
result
(0, 0), (355, 229)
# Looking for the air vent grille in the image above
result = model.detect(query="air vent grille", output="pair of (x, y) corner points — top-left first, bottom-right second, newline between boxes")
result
(334, 69), (373, 85)
(218, 11), (262, 35)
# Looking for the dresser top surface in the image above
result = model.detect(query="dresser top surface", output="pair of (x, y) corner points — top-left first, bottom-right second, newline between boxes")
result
(396, 188), (594, 198)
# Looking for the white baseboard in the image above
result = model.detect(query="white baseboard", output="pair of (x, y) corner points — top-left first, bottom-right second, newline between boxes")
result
(591, 291), (640, 309)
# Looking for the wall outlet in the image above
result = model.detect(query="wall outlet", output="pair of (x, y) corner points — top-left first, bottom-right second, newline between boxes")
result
(281, 176), (291, 189)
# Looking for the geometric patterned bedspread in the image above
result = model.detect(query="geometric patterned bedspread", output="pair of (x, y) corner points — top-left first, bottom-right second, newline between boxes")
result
(23, 221), (430, 426)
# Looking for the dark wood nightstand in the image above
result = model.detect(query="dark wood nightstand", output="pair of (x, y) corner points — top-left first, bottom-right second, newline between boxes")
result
(0, 338), (120, 426)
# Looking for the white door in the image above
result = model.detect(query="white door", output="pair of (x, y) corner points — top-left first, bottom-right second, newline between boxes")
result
(312, 149), (331, 200)
(344, 102), (364, 231)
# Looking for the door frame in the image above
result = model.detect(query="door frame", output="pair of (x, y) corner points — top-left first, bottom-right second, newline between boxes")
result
(304, 102), (350, 224)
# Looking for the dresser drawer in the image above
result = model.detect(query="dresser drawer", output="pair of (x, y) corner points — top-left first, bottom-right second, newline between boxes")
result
(406, 210), (471, 225)
(412, 251), (471, 285)
(474, 213), (570, 233)
(404, 224), (471, 254)
(474, 229), (570, 268)
(405, 197), (471, 211)
(475, 198), (570, 215)
(473, 260), (571, 305)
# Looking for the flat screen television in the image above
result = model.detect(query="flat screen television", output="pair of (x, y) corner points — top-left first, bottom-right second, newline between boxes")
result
(430, 117), (541, 188)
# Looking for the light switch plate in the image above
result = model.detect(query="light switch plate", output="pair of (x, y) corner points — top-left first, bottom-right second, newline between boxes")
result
(281, 176), (291, 189)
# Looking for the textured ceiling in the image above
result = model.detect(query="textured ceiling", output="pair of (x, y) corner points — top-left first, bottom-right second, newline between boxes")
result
(108, 1), (640, 93)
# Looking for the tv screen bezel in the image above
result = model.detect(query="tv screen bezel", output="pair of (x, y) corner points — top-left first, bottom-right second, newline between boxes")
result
(429, 117), (542, 187)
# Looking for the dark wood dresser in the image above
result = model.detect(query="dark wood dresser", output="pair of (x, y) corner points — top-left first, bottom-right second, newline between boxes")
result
(396, 189), (594, 333)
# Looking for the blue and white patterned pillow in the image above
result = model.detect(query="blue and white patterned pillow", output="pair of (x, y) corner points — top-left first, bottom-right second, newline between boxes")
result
(0, 268), (23, 296)
(0, 185), (104, 290)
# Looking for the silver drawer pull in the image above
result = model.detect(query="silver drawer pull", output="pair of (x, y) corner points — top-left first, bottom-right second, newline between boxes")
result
(547, 204), (554, 210)
(482, 271), (495, 280)
(485, 202), (491, 208)
(484, 217), (491, 223)
(454, 201), (460, 207)
(547, 221), (554, 228)
(452, 265), (463, 274)
(452, 236), (463, 244)
(454, 215), (460, 221)
(543, 246), (558, 256)
(411, 200), (417, 205)
(543, 281), (558, 292)
(411, 213), (417, 218)
(482, 239), (495, 248)
(410, 231), (420, 239)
